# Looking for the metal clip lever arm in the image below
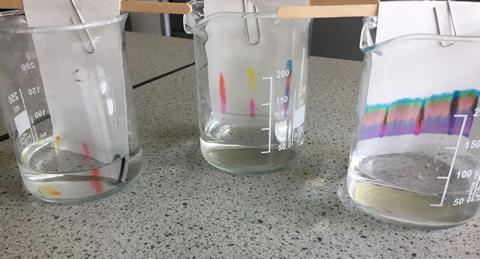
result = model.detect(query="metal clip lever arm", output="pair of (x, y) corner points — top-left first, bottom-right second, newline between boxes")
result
(433, 0), (458, 47)
(70, 0), (95, 54)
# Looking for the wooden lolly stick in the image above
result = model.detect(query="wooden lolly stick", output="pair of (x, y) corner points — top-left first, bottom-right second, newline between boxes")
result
(0, 0), (22, 9)
(0, 0), (192, 15)
(277, 0), (379, 19)
(121, 1), (191, 14)
(1, 0), (378, 18)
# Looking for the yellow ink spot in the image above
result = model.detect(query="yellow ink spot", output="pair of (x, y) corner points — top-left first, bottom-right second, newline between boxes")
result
(247, 67), (256, 93)
(54, 136), (61, 145)
(38, 183), (62, 197)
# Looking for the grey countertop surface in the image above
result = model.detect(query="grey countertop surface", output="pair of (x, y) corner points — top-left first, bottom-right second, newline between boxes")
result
(1, 32), (480, 258)
(125, 32), (194, 85)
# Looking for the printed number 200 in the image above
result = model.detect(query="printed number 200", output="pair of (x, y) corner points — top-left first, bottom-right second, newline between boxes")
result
(474, 108), (480, 118)
(276, 69), (290, 79)
(21, 62), (36, 72)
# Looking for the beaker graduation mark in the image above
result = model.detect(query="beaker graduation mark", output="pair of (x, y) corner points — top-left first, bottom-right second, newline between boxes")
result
(18, 88), (38, 143)
(431, 114), (467, 207)
(261, 77), (274, 154)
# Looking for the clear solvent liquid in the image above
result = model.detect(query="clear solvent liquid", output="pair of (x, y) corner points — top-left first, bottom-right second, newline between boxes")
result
(200, 121), (301, 174)
(348, 152), (480, 228)
(19, 138), (142, 203)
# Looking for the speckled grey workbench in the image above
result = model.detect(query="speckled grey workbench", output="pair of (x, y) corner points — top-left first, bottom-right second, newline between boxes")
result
(1, 32), (479, 258)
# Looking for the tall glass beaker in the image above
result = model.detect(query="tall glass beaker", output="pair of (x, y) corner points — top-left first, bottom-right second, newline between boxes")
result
(184, 0), (311, 174)
(0, 11), (143, 203)
(348, 17), (480, 228)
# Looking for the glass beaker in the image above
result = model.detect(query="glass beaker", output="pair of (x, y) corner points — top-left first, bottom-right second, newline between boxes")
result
(184, 0), (311, 174)
(0, 11), (143, 203)
(347, 17), (480, 228)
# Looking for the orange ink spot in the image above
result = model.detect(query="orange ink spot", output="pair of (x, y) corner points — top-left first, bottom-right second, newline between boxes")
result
(219, 73), (227, 114)
(90, 168), (103, 193)
(38, 183), (62, 197)
(82, 143), (103, 193)
(50, 190), (62, 196)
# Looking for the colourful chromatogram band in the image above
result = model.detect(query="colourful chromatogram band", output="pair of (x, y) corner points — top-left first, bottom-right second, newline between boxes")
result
(217, 59), (293, 118)
(284, 59), (293, 117)
(359, 89), (479, 140)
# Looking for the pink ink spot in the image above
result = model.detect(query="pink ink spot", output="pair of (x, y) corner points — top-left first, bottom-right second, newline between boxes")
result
(82, 143), (103, 193)
(379, 123), (386, 138)
(249, 98), (256, 119)
(414, 119), (422, 136)
(82, 143), (90, 162)
(414, 107), (424, 136)
(379, 112), (388, 138)
(219, 73), (227, 114)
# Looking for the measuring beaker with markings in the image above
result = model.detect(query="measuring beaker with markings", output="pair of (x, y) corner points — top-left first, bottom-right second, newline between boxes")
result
(184, 0), (310, 174)
(0, 11), (142, 203)
(347, 17), (480, 227)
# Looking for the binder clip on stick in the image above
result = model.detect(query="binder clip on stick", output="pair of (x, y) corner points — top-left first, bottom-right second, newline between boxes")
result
(433, 0), (457, 47)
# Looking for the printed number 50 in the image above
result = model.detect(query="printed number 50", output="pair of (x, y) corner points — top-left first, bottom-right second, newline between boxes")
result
(453, 198), (464, 206)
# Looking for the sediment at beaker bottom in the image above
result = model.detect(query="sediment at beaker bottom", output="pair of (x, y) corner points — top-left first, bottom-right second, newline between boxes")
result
(20, 147), (143, 204)
(200, 138), (299, 174)
(347, 153), (480, 228)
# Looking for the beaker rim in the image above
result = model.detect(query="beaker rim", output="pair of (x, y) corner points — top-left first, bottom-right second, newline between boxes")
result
(363, 33), (480, 53)
(359, 17), (480, 53)
(184, 10), (309, 36)
(0, 12), (128, 34)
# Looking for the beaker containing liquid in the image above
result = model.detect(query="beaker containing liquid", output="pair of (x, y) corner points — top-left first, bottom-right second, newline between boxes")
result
(184, 0), (311, 174)
(347, 17), (480, 227)
(0, 11), (143, 203)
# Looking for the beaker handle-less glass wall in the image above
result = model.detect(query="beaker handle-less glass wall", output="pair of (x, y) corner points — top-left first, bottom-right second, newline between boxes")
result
(348, 17), (480, 228)
(184, 0), (311, 174)
(0, 12), (143, 203)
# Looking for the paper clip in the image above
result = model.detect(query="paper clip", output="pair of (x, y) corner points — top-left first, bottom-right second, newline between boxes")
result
(70, 0), (95, 54)
(243, 0), (260, 46)
(433, 0), (457, 47)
